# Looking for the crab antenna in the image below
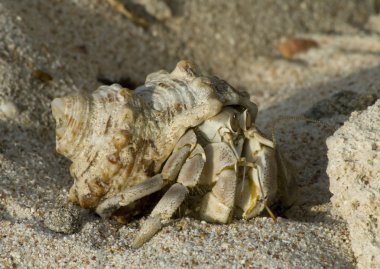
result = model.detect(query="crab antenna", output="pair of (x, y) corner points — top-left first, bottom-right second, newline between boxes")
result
(239, 158), (247, 197)
(264, 203), (277, 223)
(255, 167), (278, 223)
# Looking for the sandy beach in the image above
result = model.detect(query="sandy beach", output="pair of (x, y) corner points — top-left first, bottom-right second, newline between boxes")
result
(1, 1), (380, 268)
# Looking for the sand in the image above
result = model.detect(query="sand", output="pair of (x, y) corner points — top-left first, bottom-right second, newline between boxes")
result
(1, 1), (380, 268)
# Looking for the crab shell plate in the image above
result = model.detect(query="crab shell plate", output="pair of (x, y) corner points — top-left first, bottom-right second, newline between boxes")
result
(52, 60), (258, 209)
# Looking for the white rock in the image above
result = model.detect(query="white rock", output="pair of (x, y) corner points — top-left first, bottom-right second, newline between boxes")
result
(327, 100), (380, 269)
(132, 0), (172, 20)
(0, 100), (19, 119)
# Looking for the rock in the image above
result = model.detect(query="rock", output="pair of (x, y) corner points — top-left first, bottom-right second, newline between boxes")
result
(0, 100), (19, 119)
(132, 0), (172, 20)
(277, 37), (319, 59)
(44, 206), (81, 234)
(327, 100), (380, 269)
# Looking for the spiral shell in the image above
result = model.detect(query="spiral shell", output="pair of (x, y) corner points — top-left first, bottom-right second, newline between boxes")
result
(52, 61), (257, 209)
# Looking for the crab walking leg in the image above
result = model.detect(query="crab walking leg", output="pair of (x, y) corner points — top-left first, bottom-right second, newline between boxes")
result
(177, 144), (205, 187)
(132, 141), (206, 248)
(161, 129), (198, 181)
(199, 169), (237, 223)
(199, 142), (239, 223)
(96, 174), (166, 218)
(96, 129), (197, 218)
(132, 183), (189, 248)
(194, 107), (245, 223)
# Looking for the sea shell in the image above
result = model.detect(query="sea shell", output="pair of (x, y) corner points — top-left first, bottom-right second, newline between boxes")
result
(52, 60), (258, 209)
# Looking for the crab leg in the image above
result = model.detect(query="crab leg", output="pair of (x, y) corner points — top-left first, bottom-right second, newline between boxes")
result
(194, 108), (245, 223)
(95, 130), (198, 218)
(96, 174), (166, 218)
(199, 169), (238, 223)
(161, 129), (197, 181)
(177, 144), (205, 187)
(132, 140), (206, 248)
(199, 142), (239, 223)
(132, 183), (189, 248)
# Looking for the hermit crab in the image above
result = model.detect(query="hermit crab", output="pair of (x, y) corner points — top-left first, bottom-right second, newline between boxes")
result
(51, 60), (295, 247)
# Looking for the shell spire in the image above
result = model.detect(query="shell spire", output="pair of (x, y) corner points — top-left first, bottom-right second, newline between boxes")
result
(52, 85), (136, 208)
(51, 94), (89, 159)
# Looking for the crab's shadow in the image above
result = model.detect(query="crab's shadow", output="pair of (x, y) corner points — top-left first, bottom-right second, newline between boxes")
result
(257, 64), (379, 223)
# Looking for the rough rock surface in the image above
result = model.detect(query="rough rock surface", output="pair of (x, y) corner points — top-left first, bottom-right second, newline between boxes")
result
(43, 205), (81, 234)
(327, 100), (380, 269)
(1, 0), (380, 268)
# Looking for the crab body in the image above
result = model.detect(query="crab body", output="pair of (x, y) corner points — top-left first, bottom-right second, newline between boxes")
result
(52, 61), (294, 247)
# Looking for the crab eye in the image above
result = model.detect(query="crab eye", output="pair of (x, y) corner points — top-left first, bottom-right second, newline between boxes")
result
(238, 109), (251, 131)
(229, 113), (240, 132)
(245, 110), (252, 127)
